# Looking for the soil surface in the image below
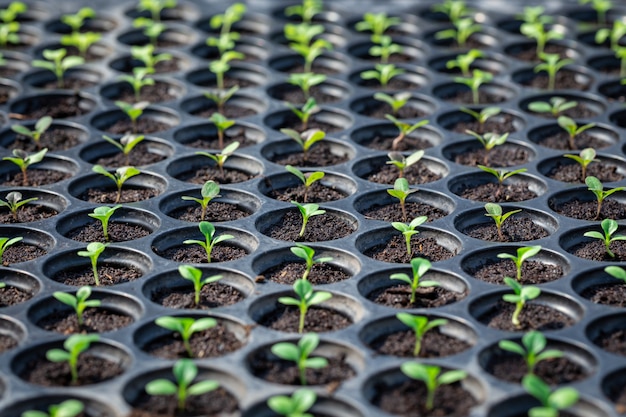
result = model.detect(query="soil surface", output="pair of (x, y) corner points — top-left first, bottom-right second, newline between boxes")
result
(0, 204), (58, 223)
(458, 182), (537, 202)
(190, 102), (259, 119)
(359, 133), (434, 152)
(595, 329), (626, 356)
(479, 301), (575, 331)
(79, 187), (159, 204)
(181, 128), (258, 150)
(270, 83), (343, 104)
(447, 113), (520, 134)
(66, 221), (151, 242)
(536, 131), (610, 150)
(178, 166), (257, 185)
(152, 282), (246, 310)
(463, 216), (549, 242)
(106, 80), (179, 103)
(581, 283), (626, 307)
(2, 242), (46, 265)
(571, 240), (626, 261)
(36, 308), (133, 334)
(12, 94), (93, 119)
(167, 202), (250, 222)
(259, 305), (352, 333)
(551, 198), (626, 221)
(0, 284), (33, 307)
(52, 264), (143, 286)
(94, 142), (168, 167)
(102, 117), (172, 135)
(9, 126), (83, 152)
(264, 211), (355, 242)
(517, 70), (590, 91)
(358, 101), (429, 119)
(370, 327), (472, 358)
(441, 88), (508, 104)
(507, 43), (572, 62)
(270, 142), (350, 167)
(365, 162), (443, 185)
(485, 351), (588, 384)
(365, 235), (457, 263)
(127, 388), (238, 417)
(259, 261), (350, 285)
(368, 284), (467, 309)
(0, 334), (17, 354)
(1, 169), (71, 187)
(470, 259), (564, 285)
(155, 243), (247, 264)
(266, 181), (348, 203)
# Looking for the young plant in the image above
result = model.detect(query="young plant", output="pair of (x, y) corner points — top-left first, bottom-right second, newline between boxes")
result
(11, 115), (52, 150)
(396, 312), (448, 357)
(271, 333), (328, 385)
(446, 49), (484, 77)
(584, 218), (626, 258)
(520, 22), (564, 57)
(290, 242), (333, 281)
(209, 112), (235, 150)
(145, 359), (219, 412)
(133, 16), (166, 47)
(285, 0), (322, 24)
(503, 277), (541, 328)
(61, 7), (95, 33)
(46, 334), (100, 385)
(52, 286), (101, 327)
(285, 165), (325, 204)
(581, 0), (613, 25)
(292, 201), (325, 238)
(130, 44), (172, 73)
(527, 96), (578, 117)
(196, 141), (239, 175)
(284, 22), (324, 50)
(523, 374), (579, 417)
(3, 148), (47, 187)
(586, 175), (625, 220)
(534, 53), (573, 91)
(368, 35), (403, 64)
(115, 100), (149, 134)
(181, 180), (221, 222)
(435, 17), (482, 48)
(518, 6), (552, 25)
(0, 236), (22, 265)
(477, 165), (528, 199)
(390, 257), (439, 305)
(21, 399), (84, 417)
(102, 133), (145, 167)
(183, 221), (234, 263)
(374, 92), (411, 116)
(138, 0), (177, 22)
(497, 245), (542, 281)
(557, 116), (596, 151)
(386, 150), (424, 180)
(392, 216), (428, 256)
(204, 85), (239, 115)
(360, 63), (405, 88)
(595, 19), (626, 50)
(92, 165), (141, 204)
(290, 36), (332, 73)
(387, 177), (418, 222)
(385, 115), (429, 151)
(267, 388), (316, 417)
(32, 48), (84, 89)
(155, 316), (217, 358)
(453, 68), (493, 105)
(287, 72), (326, 100)
(278, 278), (332, 333)
(484, 203), (522, 242)
(178, 264), (222, 306)
(355, 12), (400, 41)
(282, 128), (325, 164)
(286, 97), (320, 131)
(0, 21), (19, 48)
(467, 130), (509, 165)
(209, 50), (244, 90)
(206, 3), (245, 56)
(118, 67), (155, 102)
(77, 242), (108, 286)
(498, 330), (563, 375)
(87, 204), (122, 242)
(400, 362), (467, 411)
(0, 191), (38, 222)
(59, 31), (102, 59)
(460, 106), (501, 128)
(431, 0), (471, 23)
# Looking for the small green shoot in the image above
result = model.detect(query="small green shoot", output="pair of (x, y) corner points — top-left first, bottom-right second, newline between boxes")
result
(386, 150), (424, 180)
(131, 44), (172, 73)
(92, 165), (141, 204)
(520, 22), (564, 58)
(290, 243), (333, 281)
(267, 388), (316, 417)
(466, 129), (509, 165)
(210, 2), (245, 35)
(477, 165), (527, 198)
(528, 96), (578, 117)
(396, 312), (448, 356)
(557, 116), (596, 151)
(204, 85), (239, 115)
(390, 257), (439, 305)
(285, 0), (322, 24)
(52, 286), (101, 327)
(498, 330), (563, 374)
(400, 362), (467, 411)
(61, 7), (95, 34)
(0, 236), (22, 265)
(155, 316), (217, 358)
(484, 203), (522, 242)
(21, 399), (84, 417)
(286, 97), (320, 131)
(271, 333), (328, 385)
(586, 175), (625, 219)
(0, 191), (38, 222)
(460, 106), (501, 128)
(374, 92), (411, 116)
(292, 201), (325, 238)
(435, 17), (482, 48)
(196, 141), (239, 175)
(290, 36), (332, 73)
(59, 31), (102, 59)
(3, 148), (47, 187)
(178, 264), (222, 306)
(392, 216), (428, 256)
(355, 12), (399, 41)
(102, 133), (145, 167)
(0, 21), (19, 48)
(584, 218), (626, 258)
(534, 52), (573, 91)
(360, 63), (405, 88)
(284, 23), (324, 49)
(209, 112), (235, 150)
(596, 19), (626, 50)
(281, 128), (325, 163)
(46, 334), (100, 385)
(446, 49), (484, 77)
(33, 48), (84, 89)
(11, 115), (52, 150)
(385, 115), (429, 151)
(503, 277), (541, 328)
(118, 67), (155, 102)
(181, 180), (221, 222)
(77, 242), (108, 286)
(209, 50), (244, 90)
(288, 72), (326, 100)
(497, 245), (542, 281)
(285, 165), (325, 203)
(453, 69), (493, 105)
(387, 177), (418, 222)
(523, 374), (579, 417)
(0, 1), (26, 24)
(87, 204), (122, 242)
(518, 6), (552, 25)
(279, 278), (332, 333)
(115, 100), (149, 134)
(368, 35), (403, 64)
(138, 0), (176, 22)
(183, 221), (234, 263)
(432, 0), (471, 23)
(133, 17), (166, 47)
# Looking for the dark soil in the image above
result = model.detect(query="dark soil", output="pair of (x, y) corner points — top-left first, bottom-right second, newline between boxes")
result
(259, 262), (350, 285)
(0, 204), (58, 223)
(518, 70), (591, 91)
(269, 142), (350, 167)
(0, 284), (33, 307)
(259, 305), (352, 333)
(448, 113), (520, 134)
(178, 166), (257, 185)
(547, 161), (623, 183)
(115, 56), (183, 74)
(595, 329), (626, 356)
(463, 216), (549, 242)
(480, 300), (575, 331)
(153, 282), (245, 310)
(12, 94), (93, 119)
(537, 131), (610, 150)
(362, 201), (448, 222)
(458, 182), (537, 202)
(453, 144), (530, 167)
(181, 127), (258, 150)
(507, 43), (573, 62)
(52, 264), (143, 286)
(94, 142), (168, 167)
(442, 88), (508, 104)
(470, 259), (564, 285)
(552, 198), (626, 220)
(79, 187), (159, 204)
(368, 284), (467, 309)
(364, 235), (456, 263)
(189, 102), (258, 119)
(36, 308), (133, 334)
(1, 169), (71, 187)
(66, 221), (151, 242)
(370, 327), (471, 358)
(485, 351), (588, 384)
(265, 211), (355, 242)
(266, 182), (347, 203)
(167, 202), (250, 222)
(9, 126), (83, 152)
(359, 133), (434, 152)
(155, 243), (248, 263)
(38, 76), (99, 90)
(21, 354), (124, 386)
(106, 81), (179, 103)
(572, 240), (626, 261)
(358, 101), (429, 119)
(365, 162), (443, 185)
(127, 388), (238, 417)
(2, 243), (46, 265)
(581, 283), (626, 307)
(101, 117), (172, 135)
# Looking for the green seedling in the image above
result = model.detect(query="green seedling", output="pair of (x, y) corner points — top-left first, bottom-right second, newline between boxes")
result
(497, 245), (542, 281)
(183, 221), (234, 263)
(386, 150), (424, 180)
(584, 218), (626, 258)
(288, 72), (326, 100)
(88, 204), (122, 242)
(0, 191), (38, 222)
(284, 23), (324, 49)
(523, 374), (579, 417)
(210, 2), (245, 35)
(46, 334), (100, 385)
(32, 48), (84, 89)
(400, 362), (467, 411)
(387, 177), (418, 222)
(0, 282), (5, 289)
(101, 133), (145, 167)
(0, 20), (19, 47)
(613, 46), (626, 78)
(209, 50), (244, 90)
(484, 203), (522, 242)
(282, 128), (325, 162)
(196, 141), (239, 175)
(11, 115), (52, 150)
(355, 12), (400, 41)
(385, 115), (429, 151)
(498, 330), (563, 375)
(535, 52), (573, 91)
(503, 277), (541, 328)
(477, 165), (528, 199)
(454, 68), (493, 105)
(446, 49), (484, 77)
(155, 316), (217, 358)
(435, 17), (482, 48)
(286, 97), (320, 131)
(181, 180), (221, 222)
(21, 399), (84, 417)
(206, 31), (240, 58)
(460, 106), (501, 129)
(77, 242), (108, 286)
(528, 96), (578, 117)
(432, 0), (471, 23)
(374, 92), (411, 116)
(115, 100), (149, 134)
(292, 201), (325, 238)
(466, 129), (509, 165)
(61, 7), (95, 33)
(267, 388), (316, 417)
(605, 265), (626, 283)
(0, 236), (22, 265)
(396, 312), (448, 357)
(145, 359), (219, 412)
(390, 257), (439, 305)
(368, 35), (403, 64)
(138, 0), (177, 22)
(518, 6), (552, 25)
(92, 165), (141, 204)
(360, 63), (405, 88)
(520, 22), (564, 57)
(52, 286), (101, 327)
(595, 19), (625, 50)
(581, 0), (613, 25)
(133, 17), (166, 47)
(285, 165), (325, 203)
(131, 44), (171, 73)
(586, 175), (625, 219)
(557, 116), (596, 151)
(271, 333), (328, 385)
(285, 0), (322, 24)
(204, 85), (239, 115)
(0, 1), (26, 23)
(279, 278), (332, 333)
(59, 31), (102, 59)
(290, 243), (333, 281)
(392, 216), (428, 256)
(291, 37), (332, 73)
(209, 112), (235, 150)
(118, 67), (155, 102)
(178, 264), (222, 306)
(3, 148), (47, 187)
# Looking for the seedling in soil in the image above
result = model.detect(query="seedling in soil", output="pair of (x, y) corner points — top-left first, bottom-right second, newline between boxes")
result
(284, 23), (324, 50)
(3, 148), (47, 187)
(453, 69), (493, 105)
(392, 215), (428, 256)
(557, 116), (596, 151)
(368, 35), (403, 64)
(386, 150), (424, 180)
(11, 115), (52, 150)
(285, 165), (325, 203)
(118, 67), (155, 102)
(52, 286), (101, 327)
(390, 257), (439, 305)
(435, 17), (482, 48)
(138, 0), (177, 22)
(181, 180), (221, 222)
(292, 201), (325, 238)
(267, 388), (316, 417)
(0, 1), (26, 23)
(291, 36), (332, 73)
(460, 106), (501, 128)
(0, 2), (25, 48)
(446, 49), (484, 77)
(396, 312), (448, 357)
(374, 92), (411, 116)
(484, 203), (522, 242)
(527, 96), (578, 117)
(92, 165), (141, 204)
(290, 242), (333, 281)
(204, 85), (239, 115)
(206, 3), (245, 56)
(102, 133), (146, 167)
(133, 17), (166, 47)
(209, 112), (235, 150)
(178, 264), (222, 306)
(385, 115), (429, 151)
(0, 236), (22, 265)
(87, 204), (122, 242)
(46, 334), (100, 385)
(209, 50), (244, 90)
(605, 265), (626, 283)
(183, 221), (234, 263)
(586, 175), (625, 219)
(155, 316), (217, 358)
(520, 21), (564, 57)
(523, 374), (579, 417)
(477, 165), (528, 199)
(355, 12), (400, 41)
(33, 48), (84, 89)
(279, 278), (332, 333)
(466, 130), (509, 165)
(282, 128), (325, 163)
(77, 242), (108, 286)
(400, 362), (467, 411)
(534, 52), (573, 91)
(503, 277), (541, 328)
(286, 97), (320, 131)
(288, 72), (326, 100)
(518, 6), (552, 25)
(145, 359), (219, 413)
(131, 44), (172, 73)
(0, 191), (38, 222)
(387, 178), (418, 223)
(432, 0), (471, 23)
(595, 19), (626, 50)
(196, 141), (239, 175)
(360, 63), (405, 88)
(60, 31), (102, 59)
(285, 0), (322, 24)
(271, 333), (328, 385)
(115, 100), (149, 134)
(61, 7), (95, 33)
(497, 245), (542, 281)
(22, 399), (84, 417)
(498, 330), (563, 375)
(584, 218), (626, 258)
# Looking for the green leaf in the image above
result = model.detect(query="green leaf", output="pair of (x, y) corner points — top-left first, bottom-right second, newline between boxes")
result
(145, 379), (177, 396)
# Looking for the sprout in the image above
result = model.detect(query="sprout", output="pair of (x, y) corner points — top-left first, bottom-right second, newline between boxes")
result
(21, 399), (84, 417)
(432, 0), (471, 23)
(396, 312), (448, 357)
(400, 362), (467, 411)
(584, 218), (626, 258)
(183, 221), (234, 263)
(355, 12), (400, 41)
(77, 242), (108, 286)
(87, 204), (122, 242)
(586, 175), (625, 220)
(557, 116), (596, 151)
(0, 20), (19, 48)
(61, 7), (95, 34)
(288, 72), (326, 100)
(155, 316), (217, 358)
(534, 52), (573, 91)
(503, 277), (541, 328)
(209, 2), (246, 36)
(133, 16), (167, 47)
(181, 180), (221, 222)
(92, 165), (141, 204)
(3, 148), (47, 187)
(368, 35), (403, 64)
(484, 203), (522, 242)
(466, 129), (509, 165)
(387, 177), (418, 223)
(386, 150), (424, 180)
(392, 215), (428, 256)
(285, 165), (325, 203)
(279, 278), (332, 333)
(209, 112), (235, 150)
(209, 50), (244, 90)
(46, 334), (100, 385)
(498, 330), (563, 375)
(282, 128), (325, 163)
(528, 96), (578, 117)
(204, 85), (239, 115)
(518, 6), (552, 25)
(286, 97), (320, 131)
(390, 257), (439, 305)
(0, 191), (38, 222)
(285, 0), (322, 24)
(477, 165), (528, 199)
(178, 264), (222, 306)
(102, 134), (146, 167)
(520, 21), (564, 58)
(52, 286), (101, 327)
(374, 92), (411, 116)
(497, 245), (542, 281)
(595, 19), (626, 50)
(11, 116), (52, 150)
(453, 68), (493, 105)
(435, 17), (482, 48)
(267, 388), (316, 417)
(131, 44), (172, 73)
(446, 49), (484, 77)
(196, 141), (239, 175)
(284, 23), (324, 48)
(564, 148), (597, 182)
(0, 1), (26, 24)
(118, 67), (155, 102)
(290, 243), (333, 281)
(0, 236), (22, 265)
(385, 115), (429, 151)
(460, 106), (501, 128)
(33, 48), (84, 89)
(523, 374), (579, 417)
(290, 36), (332, 73)
(360, 63), (405, 88)
(115, 100), (149, 134)
(292, 201), (325, 238)
(271, 333), (328, 385)
(59, 32), (102, 59)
